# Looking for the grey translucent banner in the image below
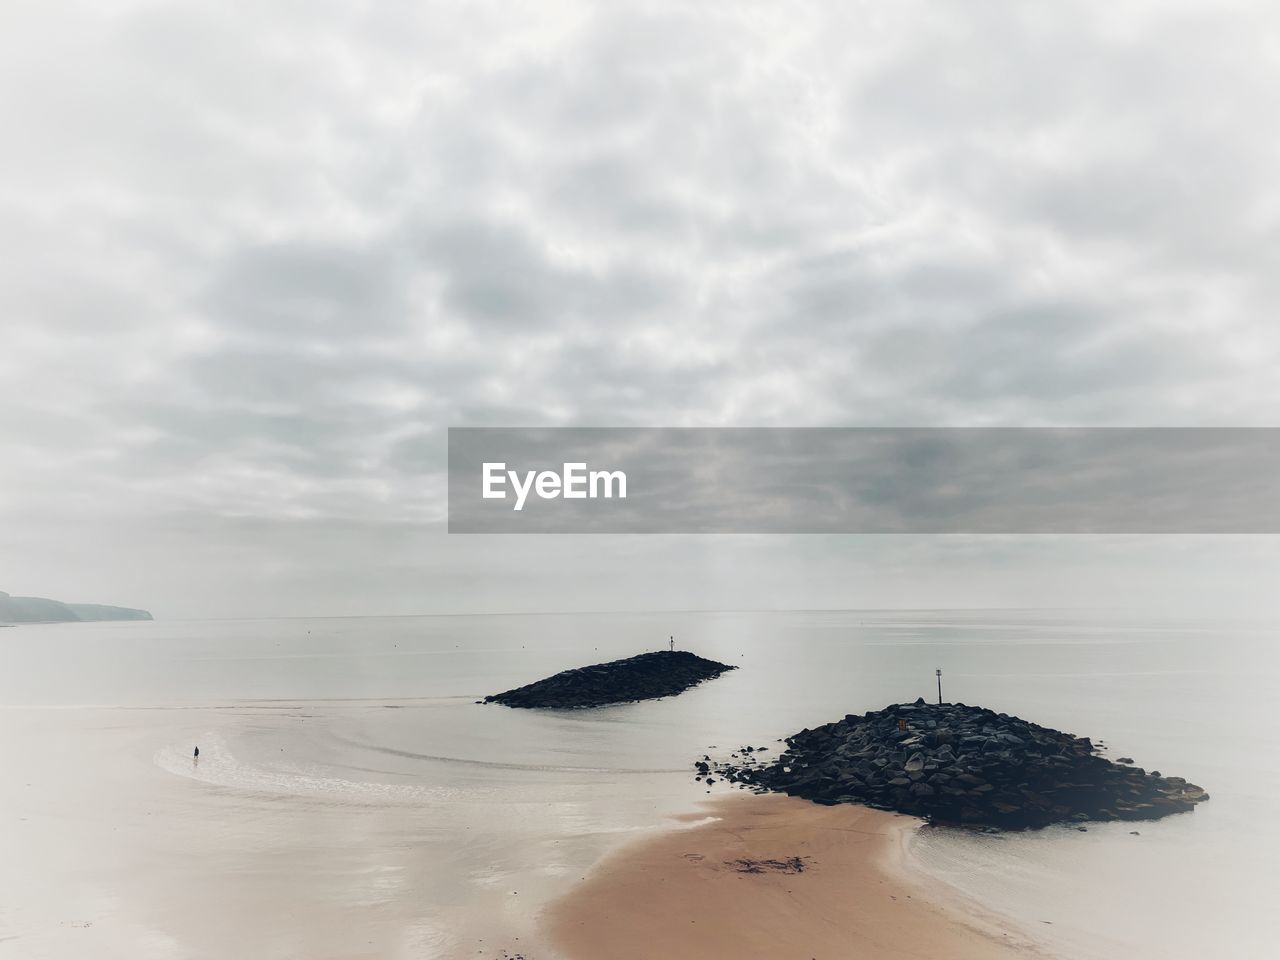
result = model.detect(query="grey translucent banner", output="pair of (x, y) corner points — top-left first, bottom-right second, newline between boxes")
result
(447, 428), (1280, 533)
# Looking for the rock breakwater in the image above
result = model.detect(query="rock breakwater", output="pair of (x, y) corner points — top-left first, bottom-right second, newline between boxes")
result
(700, 699), (1208, 829)
(486, 650), (735, 709)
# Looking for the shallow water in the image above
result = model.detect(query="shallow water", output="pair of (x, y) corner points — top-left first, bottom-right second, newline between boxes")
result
(1, 610), (1276, 958)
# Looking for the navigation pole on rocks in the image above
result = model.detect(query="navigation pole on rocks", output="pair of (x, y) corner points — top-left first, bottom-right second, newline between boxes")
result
(936, 668), (943, 705)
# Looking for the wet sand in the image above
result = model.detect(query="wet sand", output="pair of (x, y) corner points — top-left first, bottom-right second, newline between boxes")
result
(546, 792), (1043, 960)
(0, 704), (599, 960)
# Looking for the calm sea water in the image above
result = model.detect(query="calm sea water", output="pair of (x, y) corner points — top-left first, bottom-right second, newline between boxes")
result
(1, 610), (1277, 958)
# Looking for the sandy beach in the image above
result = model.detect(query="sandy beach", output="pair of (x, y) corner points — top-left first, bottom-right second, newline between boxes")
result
(546, 792), (1042, 960)
(3, 614), (1265, 959)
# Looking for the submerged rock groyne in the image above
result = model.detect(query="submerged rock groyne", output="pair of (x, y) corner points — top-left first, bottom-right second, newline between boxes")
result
(486, 650), (735, 709)
(700, 699), (1208, 829)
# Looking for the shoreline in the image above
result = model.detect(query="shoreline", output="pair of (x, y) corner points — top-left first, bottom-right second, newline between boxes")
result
(544, 792), (1046, 960)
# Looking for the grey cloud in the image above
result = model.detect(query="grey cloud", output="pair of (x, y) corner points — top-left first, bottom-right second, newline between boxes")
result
(860, 303), (1201, 404)
(412, 218), (671, 329)
(204, 242), (408, 335)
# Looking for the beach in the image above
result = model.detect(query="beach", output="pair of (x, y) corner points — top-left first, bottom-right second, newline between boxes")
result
(0, 701), (1040, 960)
(547, 792), (1036, 960)
(0, 611), (1274, 958)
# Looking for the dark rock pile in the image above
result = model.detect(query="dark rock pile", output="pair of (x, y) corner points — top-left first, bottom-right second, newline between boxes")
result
(699, 699), (1209, 829)
(485, 650), (735, 709)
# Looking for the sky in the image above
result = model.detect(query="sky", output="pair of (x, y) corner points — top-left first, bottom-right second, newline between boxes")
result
(2, 0), (1279, 618)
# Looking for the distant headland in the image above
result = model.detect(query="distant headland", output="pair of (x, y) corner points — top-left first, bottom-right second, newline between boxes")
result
(0, 590), (153, 624)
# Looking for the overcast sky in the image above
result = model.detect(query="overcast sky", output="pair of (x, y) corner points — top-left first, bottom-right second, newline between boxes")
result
(2, 1), (1279, 618)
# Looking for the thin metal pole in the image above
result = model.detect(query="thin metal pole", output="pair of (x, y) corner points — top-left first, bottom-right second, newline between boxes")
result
(936, 668), (942, 705)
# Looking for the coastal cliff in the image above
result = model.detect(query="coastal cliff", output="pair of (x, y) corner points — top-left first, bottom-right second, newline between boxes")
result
(0, 590), (153, 624)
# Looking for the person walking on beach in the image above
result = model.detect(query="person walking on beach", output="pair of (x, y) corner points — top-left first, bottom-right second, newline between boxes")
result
(193, 745), (199, 759)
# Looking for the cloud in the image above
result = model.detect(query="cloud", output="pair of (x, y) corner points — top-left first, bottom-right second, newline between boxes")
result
(1, 1), (1279, 612)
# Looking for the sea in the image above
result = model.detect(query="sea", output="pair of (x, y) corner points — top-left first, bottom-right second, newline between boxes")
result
(1, 609), (1276, 959)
